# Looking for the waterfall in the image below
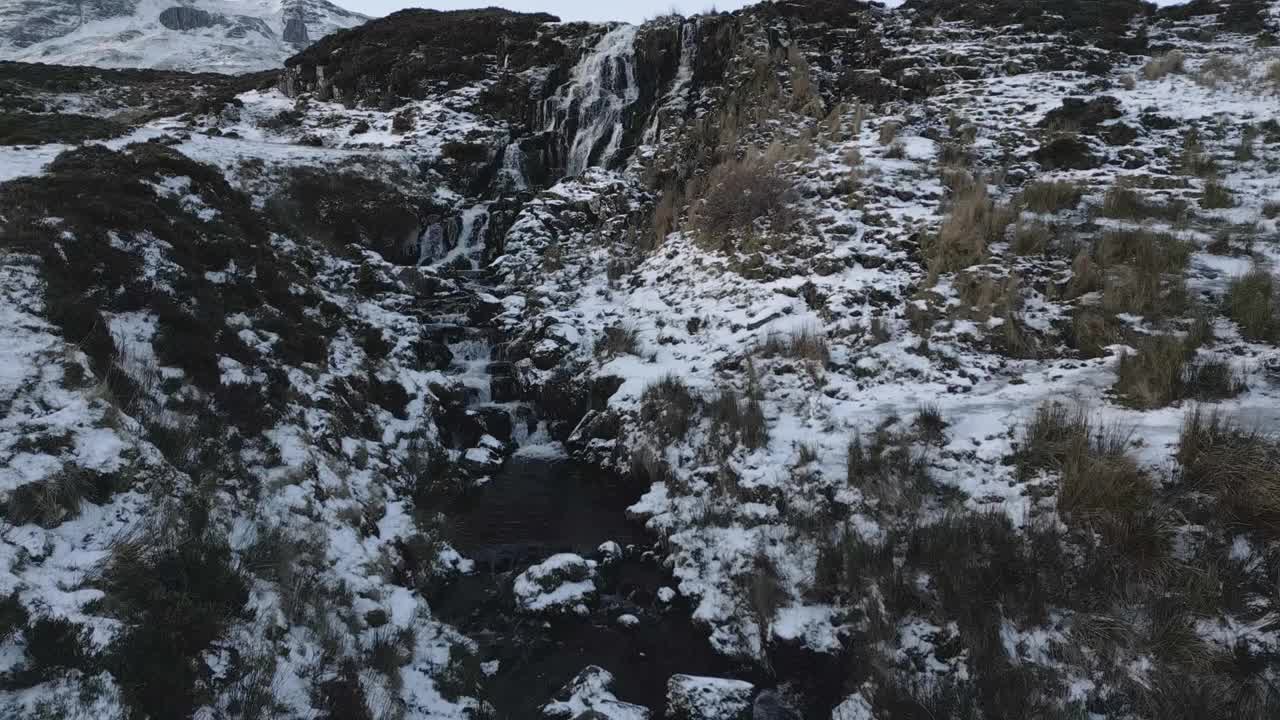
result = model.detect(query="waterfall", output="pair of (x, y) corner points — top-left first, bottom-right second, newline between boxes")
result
(642, 19), (698, 148)
(544, 24), (641, 177)
(498, 141), (528, 191)
(424, 205), (490, 270)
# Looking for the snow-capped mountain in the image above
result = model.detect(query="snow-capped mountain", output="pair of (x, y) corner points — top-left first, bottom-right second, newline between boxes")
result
(0, 0), (366, 73)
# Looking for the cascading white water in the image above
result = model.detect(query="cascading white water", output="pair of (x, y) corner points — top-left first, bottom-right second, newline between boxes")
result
(448, 336), (495, 404)
(498, 141), (529, 191)
(545, 24), (641, 177)
(432, 205), (490, 270)
(641, 19), (698, 148)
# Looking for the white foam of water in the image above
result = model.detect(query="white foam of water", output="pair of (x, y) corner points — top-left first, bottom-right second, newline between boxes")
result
(434, 205), (490, 269)
(545, 24), (641, 177)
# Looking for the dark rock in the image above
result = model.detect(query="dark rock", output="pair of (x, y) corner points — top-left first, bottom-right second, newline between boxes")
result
(1038, 96), (1122, 131)
(283, 16), (310, 46)
(158, 7), (217, 31)
(412, 337), (454, 371)
(1032, 135), (1102, 170)
(752, 691), (800, 720)
(490, 375), (521, 404)
(473, 407), (514, 445)
(1102, 122), (1138, 146)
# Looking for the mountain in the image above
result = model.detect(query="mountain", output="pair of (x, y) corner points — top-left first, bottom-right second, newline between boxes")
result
(2, 1), (1280, 719)
(0, 0), (367, 73)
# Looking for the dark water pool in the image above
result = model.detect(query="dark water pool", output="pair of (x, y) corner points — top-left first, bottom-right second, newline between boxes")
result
(436, 451), (749, 716)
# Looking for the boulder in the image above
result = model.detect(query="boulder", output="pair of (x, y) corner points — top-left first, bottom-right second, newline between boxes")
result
(1032, 135), (1102, 170)
(514, 554), (598, 615)
(830, 694), (875, 720)
(543, 666), (650, 720)
(752, 691), (799, 720)
(666, 675), (755, 720)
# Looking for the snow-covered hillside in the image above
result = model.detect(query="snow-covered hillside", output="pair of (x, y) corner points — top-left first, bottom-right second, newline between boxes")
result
(0, 0), (366, 73)
(2, 1), (1280, 718)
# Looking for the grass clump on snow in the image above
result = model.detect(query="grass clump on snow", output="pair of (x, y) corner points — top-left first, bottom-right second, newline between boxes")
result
(1113, 335), (1245, 409)
(639, 374), (698, 443)
(1200, 179), (1235, 209)
(1142, 50), (1185, 80)
(925, 179), (1013, 279)
(1178, 408), (1280, 537)
(710, 388), (769, 451)
(689, 145), (796, 251)
(1019, 179), (1083, 214)
(1225, 267), (1278, 343)
(757, 324), (830, 367)
(1096, 183), (1188, 222)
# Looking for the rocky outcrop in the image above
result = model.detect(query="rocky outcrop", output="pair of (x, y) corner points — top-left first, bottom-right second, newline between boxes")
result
(158, 6), (215, 31)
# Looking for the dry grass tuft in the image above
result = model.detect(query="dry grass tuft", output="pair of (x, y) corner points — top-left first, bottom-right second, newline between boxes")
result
(1225, 267), (1277, 343)
(1016, 403), (1151, 519)
(1200, 179), (1235, 209)
(1114, 335), (1245, 408)
(1142, 50), (1185, 81)
(758, 325), (830, 367)
(925, 179), (1013, 278)
(1097, 184), (1187, 222)
(1019, 179), (1083, 214)
(710, 388), (769, 451)
(639, 375), (698, 443)
(1178, 408), (1280, 536)
(689, 145), (795, 250)
(878, 120), (902, 146)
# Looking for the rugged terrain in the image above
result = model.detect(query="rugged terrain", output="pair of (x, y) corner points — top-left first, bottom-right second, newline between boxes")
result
(0, 0), (366, 73)
(1, 1), (1280, 718)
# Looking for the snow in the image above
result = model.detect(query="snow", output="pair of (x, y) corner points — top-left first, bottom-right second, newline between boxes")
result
(0, 0), (368, 74)
(543, 665), (651, 720)
(513, 553), (599, 614)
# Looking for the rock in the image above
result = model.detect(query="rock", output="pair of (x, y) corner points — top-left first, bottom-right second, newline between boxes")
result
(412, 337), (453, 371)
(666, 675), (755, 720)
(596, 541), (623, 563)
(159, 7), (217, 31)
(752, 691), (800, 720)
(1032, 135), (1101, 170)
(514, 554), (599, 615)
(543, 667), (650, 719)
(830, 694), (875, 720)
(461, 435), (505, 475)
(473, 407), (514, 445)
(1038, 96), (1122, 131)
(531, 337), (569, 371)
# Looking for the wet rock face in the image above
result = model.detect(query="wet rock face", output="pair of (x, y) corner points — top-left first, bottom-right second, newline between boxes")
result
(158, 7), (216, 31)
